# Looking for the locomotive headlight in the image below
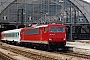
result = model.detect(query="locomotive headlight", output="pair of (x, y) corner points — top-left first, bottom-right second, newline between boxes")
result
(63, 38), (66, 40)
(49, 38), (53, 41)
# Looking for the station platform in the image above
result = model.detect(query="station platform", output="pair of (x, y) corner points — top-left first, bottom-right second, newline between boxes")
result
(66, 41), (90, 50)
(66, 41), (90, 55)
(75, 40), (90, 44)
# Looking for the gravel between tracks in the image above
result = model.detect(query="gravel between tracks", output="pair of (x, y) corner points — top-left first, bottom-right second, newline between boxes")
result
(0, 48), (32, 60)
(0, 42), (90, 60)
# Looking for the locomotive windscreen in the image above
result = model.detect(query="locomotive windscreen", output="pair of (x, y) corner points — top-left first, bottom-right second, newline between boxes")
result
(49, 26), (64, 32)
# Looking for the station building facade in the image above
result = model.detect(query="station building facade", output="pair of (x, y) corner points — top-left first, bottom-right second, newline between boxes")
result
(0, 0), (90, 40)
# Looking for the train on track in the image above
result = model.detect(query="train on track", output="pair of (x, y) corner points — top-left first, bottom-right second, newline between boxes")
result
(1, 23), (66, 51)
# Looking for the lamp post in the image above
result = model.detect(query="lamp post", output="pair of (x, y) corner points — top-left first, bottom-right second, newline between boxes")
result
(40, 11), (43, 24)
(17, 9), (24, 25)
(74, 9), (77, 40)
(17, 9), (25, 28)
(70, 3), (72, 40)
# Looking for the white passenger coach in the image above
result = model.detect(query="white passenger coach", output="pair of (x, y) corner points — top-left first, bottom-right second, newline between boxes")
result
(1, 29), (21, 43)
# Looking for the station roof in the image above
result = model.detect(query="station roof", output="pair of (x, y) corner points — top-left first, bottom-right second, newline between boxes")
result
(70, 0), (90, 23)
(0, 0), (90, 23)
(84, 0), (90, 3)
(0, 0), (14, 13)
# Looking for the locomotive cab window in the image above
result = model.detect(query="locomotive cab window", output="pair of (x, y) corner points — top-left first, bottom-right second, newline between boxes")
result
(49, 26), (65, 32)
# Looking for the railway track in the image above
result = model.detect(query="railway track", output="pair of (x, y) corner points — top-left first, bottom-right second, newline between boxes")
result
(65, 52), (90, 59)
(0, 42), (90, 60)
(0, 51), (15, 60)
(54, 51), (90, 59)
(0, 42), (62, 60)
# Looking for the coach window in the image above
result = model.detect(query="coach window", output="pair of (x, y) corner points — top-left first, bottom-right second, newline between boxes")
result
(8, 34), (10, 37)
(5, 34), (7, 37)
(18, 33), (19, 36)
(4, 34), (6, 37)
(11, 33), (13, 37)
(15, 33), (17, 37)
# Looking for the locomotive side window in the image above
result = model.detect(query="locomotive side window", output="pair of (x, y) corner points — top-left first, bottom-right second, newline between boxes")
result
(49, 26), (64, 32)
(24, 28), (39, 34)
(44, 27), (47, 32)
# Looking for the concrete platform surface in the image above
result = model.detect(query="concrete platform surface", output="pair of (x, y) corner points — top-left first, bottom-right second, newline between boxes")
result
(75, 40), (90, 43)
(66, 41), (90, 50)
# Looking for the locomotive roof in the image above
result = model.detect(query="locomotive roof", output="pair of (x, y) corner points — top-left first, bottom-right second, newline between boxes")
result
(22, 23), (65, 30)
(23, 24), (48, 29)
(2, 23), (65, 33)
(33, 25), (48, 28)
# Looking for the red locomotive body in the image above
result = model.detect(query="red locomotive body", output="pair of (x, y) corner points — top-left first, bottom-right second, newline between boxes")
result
(1, 23), (66, 50)
(20, 23), (66, 50)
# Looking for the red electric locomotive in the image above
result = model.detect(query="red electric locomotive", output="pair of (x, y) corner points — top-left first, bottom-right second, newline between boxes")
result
(20, 23), (66, 50)
(1, 23), (66, 50)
